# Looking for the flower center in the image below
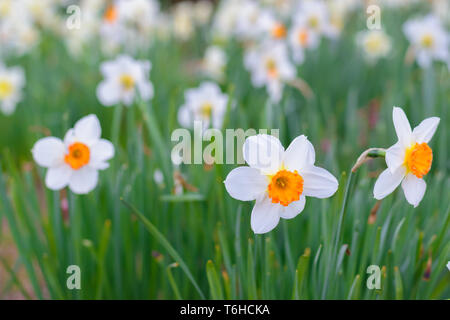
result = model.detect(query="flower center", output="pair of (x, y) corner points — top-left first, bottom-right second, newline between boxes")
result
(308, 15), (319, 29)
(366, 34), (382, 52)
(0, 79), (13, 99)
(268, 169), (304, 206)
(200, 102), (213, 118)
(65, 142), (90, 170)
(104, 4), (117, 23)
(120, 74), (135, 90)
(404, 142), (432, 179)
(420, 34), (434, 48)
(298, 29), (308, 46)
(265, 58), (278, 78)
(271, 23), (287, 39)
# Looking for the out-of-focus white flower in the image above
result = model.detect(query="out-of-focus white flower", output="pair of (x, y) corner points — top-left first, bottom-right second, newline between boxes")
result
(178, 82), (228, 129)
(357, 29), (392, 62)
(244, 41), (295, 102)
(258, 9), (288, 41)
(403, 15), (449, 68)
(32, 115), (115, 194)
(172, 1), (195, 41)
(100, 0), (160, 53)
(0, 1), (39, 57)
(447, 261), (450, 272)
(203, 46), (227, 81)
(193, 0), (213, 26)
(293, 0), (338, 39)
(235, 0), (263, 41)
(374, 107), (440, 207)
(224, 134), (338, 234)
(262, 0), (295, 18)
(0, 64), (25, 115)
(96, 55), (154, 107)
(153, 169), (165, 188)
(212, 0), (240, 41)
(288, 23), (320, 64)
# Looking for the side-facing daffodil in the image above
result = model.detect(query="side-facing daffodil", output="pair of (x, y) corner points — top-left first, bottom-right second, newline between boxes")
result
(374, 107), (440, 207)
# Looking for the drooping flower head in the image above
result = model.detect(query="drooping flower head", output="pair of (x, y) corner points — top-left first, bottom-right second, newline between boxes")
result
(178, 81), (228, 129)
(0, 63), (25, 115)
(96, 55), (154, 107)
(374, 107), (440, 207)
(225, 134), (338, 234)
(32, 115), (115, 194)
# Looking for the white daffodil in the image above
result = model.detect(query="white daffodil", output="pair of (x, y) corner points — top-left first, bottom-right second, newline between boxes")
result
(374, 107), (440, 207)
(357, 29), (392, 62)
(403, 15), (449, 68)
(447, 261), (450, 272)
(234, 0), (263, 41)
(178, 82), (228, 129)
(225, 134), (338, 234)
(258, 9), (288, 41)
(0, 64), (25, 115)
(96, 55), (154, 107)
(203, 45), (227, 81)
(244, 41), (295, 102)
(288, 23), (320, 64)
(32, 115), (114, 194)
(293, 0), (337, 39)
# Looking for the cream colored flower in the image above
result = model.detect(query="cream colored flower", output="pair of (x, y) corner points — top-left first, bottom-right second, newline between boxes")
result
(0, 63), (25, 115)
(96, 55), (154, 107)
(178, 82), (228, 129)
(374, 107), (440, 207)
(357, 29), (392, 62)
(32, 115), (114, 194)
(403, 15), (449, 68)
(203, 46), (227, 81)
(225, 134), (338, 234)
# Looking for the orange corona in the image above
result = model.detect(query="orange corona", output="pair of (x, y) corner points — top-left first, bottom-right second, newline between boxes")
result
(65, 142), (90, 170)
(272, 23), (287, 39)
(268, 170), (304, 206)
(404, 142), (432, 178)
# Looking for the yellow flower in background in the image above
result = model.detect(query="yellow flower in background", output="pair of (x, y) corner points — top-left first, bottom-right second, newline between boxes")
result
(32, 115), (115, 194)
(225, 134), (338, 234)
(374, 107), (440, 207)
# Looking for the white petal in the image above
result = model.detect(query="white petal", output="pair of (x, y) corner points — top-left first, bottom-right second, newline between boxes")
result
(90, 139), (115, 169)
(177, 105), (193, 128)
(224, 167), (268, 201)
(280, 196), (306, 219)
(96, 81), (120, 107)
(412, 117), (440, 143)
(45, 165), (72, 190)
(283, 135), (315, 172)
(250, 196), (281, 234)
(301, 165), (339, 198)
(73, 114), (101, 142)
(137, 81), (154, 101)
(401, 173), (426, 207)
(373, 166), (406, 200)
(385, 142), (406, 173)
(243, 134), (284, 175)
(392, 107), (413, 147)
(32, 137), (65, 168)
(68, 167), (99, 194)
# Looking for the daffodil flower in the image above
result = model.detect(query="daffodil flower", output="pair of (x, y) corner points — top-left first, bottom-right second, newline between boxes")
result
(374, 107), (440, 207)
(0, 64), (25, 115)
(32, 115), (115, 194)
(178, 81), (228, 129)
(224, 134), (338, 234)
(96, 55), (154, 107)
